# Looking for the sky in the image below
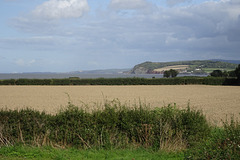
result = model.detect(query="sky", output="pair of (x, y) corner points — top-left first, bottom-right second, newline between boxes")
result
(0, 0), (240, 73)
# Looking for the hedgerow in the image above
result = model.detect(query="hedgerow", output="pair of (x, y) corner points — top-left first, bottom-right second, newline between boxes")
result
(1, 101), (239, 159)
(0, 101), (210, 151)
(0, 77), (238, 85)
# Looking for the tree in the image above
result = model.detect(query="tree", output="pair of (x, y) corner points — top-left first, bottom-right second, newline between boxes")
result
(164, 69), (179, 78)
(228, 70), (236, 77)
(235, 64), (240, 80)
(169, 69), (179, 78)
(164, 70), (171, 78)
(222, 71), (228, 77)
(210, 70), (223, 77)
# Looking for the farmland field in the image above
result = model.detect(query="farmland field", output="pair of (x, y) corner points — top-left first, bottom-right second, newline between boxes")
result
(153, 65), (189, 72)
(202, 68), (234, 73)
(0, 85), (240, 125)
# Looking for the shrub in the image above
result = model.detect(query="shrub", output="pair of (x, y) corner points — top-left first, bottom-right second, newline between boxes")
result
(185, 117), (240, 159)
(0, 101), (212, 151)
(210, 70), (224, 77)
(15, 79), (52, 85)
(52, 79), (70, 85)
(0, 79), (15, 85)
(235, 64), (240, 80)
(0, 77), (239, 85)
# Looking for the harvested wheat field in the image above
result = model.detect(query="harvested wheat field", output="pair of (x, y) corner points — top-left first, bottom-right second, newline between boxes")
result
(0, 85), (240, 125)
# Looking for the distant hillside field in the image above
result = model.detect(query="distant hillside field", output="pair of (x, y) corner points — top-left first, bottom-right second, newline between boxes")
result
(153, 65), (189, 73)
(130, 60), (238, 74)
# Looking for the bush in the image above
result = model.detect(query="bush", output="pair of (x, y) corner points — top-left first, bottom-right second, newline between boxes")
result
(52, 79), (70, 85)
(15, 79), (52, 85)
(235, 64), (240, 81)
(0, 101), (211, 151)
(210, 70), (224, 77)
(185, 118), (240, 159)
(0, 79), (15, 85)
(0, 77), (239, 86)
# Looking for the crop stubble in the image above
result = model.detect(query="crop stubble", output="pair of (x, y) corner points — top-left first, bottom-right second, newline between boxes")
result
(0, 85), (239, 124)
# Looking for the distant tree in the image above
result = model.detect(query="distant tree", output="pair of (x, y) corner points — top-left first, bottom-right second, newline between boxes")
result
(222, 71), (228, 77)
(235, 64), (240, 80)
(164, 70), (171, 78)
(164, 69), (179, 78)
(210, 70), (223, 77)
(169, 69), (179, 78)
(228, 70), (236, 77)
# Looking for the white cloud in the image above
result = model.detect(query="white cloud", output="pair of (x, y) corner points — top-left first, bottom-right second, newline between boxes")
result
(166, 0), (192, 6)
(32, 0), (89, 19)
(15, 59), (36, 66)
(109, 0), (151, 10)
(5, 0), (240, 72)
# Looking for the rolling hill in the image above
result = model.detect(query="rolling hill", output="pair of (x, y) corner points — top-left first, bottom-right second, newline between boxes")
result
(129, 60), (239, 74)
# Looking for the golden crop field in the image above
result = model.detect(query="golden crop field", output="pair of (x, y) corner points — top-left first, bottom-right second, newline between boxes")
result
(153, 65), (189, 72)
(0, 85), (240, 125)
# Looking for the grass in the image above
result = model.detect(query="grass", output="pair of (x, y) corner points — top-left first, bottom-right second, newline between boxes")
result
(0, 100), (210, 150)
(202, 68), (233, 73)
(0, 99), (239, 159)
(0, 145), (184, 160)
(184, 117), (240, 159)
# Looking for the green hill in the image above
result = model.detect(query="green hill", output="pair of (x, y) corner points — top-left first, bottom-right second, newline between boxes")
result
(130, 60), (238, 74)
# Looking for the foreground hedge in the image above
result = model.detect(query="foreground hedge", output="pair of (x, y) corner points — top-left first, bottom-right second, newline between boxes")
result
(0, 101), (210, 151)
(0, 77), (239, 85)
(185, 119), (240, 159)
(1, 102), (239, 159)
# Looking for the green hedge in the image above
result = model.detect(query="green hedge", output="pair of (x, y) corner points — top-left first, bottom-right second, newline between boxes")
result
(15, 79), (52, 85)
(0, 77), (239, 85)
(1, 102), (239, 158)
(185, 119), (240, 159)
(0, 102), (210, 150)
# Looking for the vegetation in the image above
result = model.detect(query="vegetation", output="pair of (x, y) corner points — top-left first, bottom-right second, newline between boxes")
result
(0, 146), (184, 160)
(209, 64), (240, 84)
(0, 77), (239, 86)
(235, 64), (240, 80)
(210, 70), (228, 77)
(130, 60), (238, 74)
(0, 100), (239, 159)
(0, 101), (210, 150)
(163, 71), (171, 78)
(185, 118), (240, 159)
(163, 69), (179, 78)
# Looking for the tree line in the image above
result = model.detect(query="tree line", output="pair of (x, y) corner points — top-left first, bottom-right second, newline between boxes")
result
(162, 64), (240, 80)
(210, 64), (240, 79)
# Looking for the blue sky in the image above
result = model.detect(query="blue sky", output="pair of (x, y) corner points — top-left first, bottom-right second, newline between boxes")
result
(0, 0), (239, 73)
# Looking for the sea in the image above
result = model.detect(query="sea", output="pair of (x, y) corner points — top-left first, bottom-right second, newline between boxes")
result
(0, 73), (208, 80)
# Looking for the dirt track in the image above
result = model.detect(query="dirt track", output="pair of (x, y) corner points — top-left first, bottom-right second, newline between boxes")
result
(0, 85), (239, 125)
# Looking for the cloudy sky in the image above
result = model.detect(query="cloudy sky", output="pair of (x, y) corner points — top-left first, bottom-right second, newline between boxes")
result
(0, 0), (239, 73)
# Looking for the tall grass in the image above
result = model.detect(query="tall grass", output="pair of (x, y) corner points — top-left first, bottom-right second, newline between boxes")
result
(0, 145), (184, 160)
(1, 100), (239, 159)
(185, 117), (240, 159)
(0, 100), (210, 152)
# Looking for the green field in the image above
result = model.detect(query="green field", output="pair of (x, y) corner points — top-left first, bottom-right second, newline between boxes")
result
(202, 68), (233, 73)
(0, 146), (183, 160)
